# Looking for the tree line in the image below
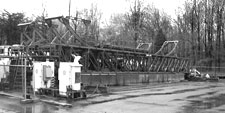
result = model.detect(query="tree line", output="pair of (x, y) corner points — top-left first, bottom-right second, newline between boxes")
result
(102, 0), (225, 68)
(0, 10), (29, 45)
(175, 0), (225, 68)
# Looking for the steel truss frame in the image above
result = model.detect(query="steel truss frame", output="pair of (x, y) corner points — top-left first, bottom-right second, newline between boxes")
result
(24, 44), (190, 72)
(18, 16), (190, 73)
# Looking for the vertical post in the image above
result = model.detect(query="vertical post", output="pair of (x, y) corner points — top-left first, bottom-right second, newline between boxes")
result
(24, 50), (27, 100)
(33, 62), (35, 98)
(20, 33), (23, 45)
(21, 49), (24, 98)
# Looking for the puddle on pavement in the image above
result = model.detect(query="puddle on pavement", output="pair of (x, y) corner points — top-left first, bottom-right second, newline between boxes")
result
(85, 86), (219, 106)
(173, 99), (183, 101)
(181, 94), (225, 113)
(219, 109), (225, 111)
(7, 102), (64, 113)
(186, 91), (217, 99)
(171, 86), (213, 94)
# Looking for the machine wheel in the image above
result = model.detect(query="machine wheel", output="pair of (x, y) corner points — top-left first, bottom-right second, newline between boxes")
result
(38, 89), (43, 95)
(52, 90), (57, 97)
(81, 91), (87, 98)
(66, 92), (72, 99)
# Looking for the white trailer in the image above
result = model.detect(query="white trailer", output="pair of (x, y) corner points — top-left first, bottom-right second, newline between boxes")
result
(32, 61), (54, 92)
(58, 62), (82, 96)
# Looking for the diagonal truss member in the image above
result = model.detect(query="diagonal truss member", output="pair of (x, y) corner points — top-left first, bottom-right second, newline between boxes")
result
(154, 40), (179, 56)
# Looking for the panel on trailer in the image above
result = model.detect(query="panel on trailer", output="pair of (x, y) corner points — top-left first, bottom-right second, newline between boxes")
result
(32, 62), (43, 92)
(58, 63), (71, 96)
(42, 61), (55, 88)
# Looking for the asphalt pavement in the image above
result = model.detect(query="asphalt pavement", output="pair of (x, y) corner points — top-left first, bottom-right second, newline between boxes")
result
(0, 80), (225, 113)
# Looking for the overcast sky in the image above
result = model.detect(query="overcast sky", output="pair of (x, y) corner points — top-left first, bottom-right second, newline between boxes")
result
(0, 0), (185, 24)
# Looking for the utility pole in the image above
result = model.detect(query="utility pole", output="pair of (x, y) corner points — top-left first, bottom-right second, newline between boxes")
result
(24, 50), (27, 100)
(69, 0), (71, 18)
(20, 47), (32, 103)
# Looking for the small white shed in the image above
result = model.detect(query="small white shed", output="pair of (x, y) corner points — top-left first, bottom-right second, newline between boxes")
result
(58, 62), (82, 96)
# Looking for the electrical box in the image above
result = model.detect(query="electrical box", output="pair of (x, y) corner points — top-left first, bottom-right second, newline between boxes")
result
(32, 61), (54, 91)
(58, 62), (82, 96)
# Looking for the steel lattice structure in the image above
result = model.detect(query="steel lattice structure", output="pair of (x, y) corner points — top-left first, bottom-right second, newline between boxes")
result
(18, 16), (190, 73)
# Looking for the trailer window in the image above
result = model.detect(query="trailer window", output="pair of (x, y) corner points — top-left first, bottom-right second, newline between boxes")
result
(75, 73), (81, 83)
(0, 49), (4, 54)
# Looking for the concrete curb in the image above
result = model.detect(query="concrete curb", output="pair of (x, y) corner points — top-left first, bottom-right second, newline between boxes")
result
(0, 91), (23, 99)
(40, 99), (72, 107)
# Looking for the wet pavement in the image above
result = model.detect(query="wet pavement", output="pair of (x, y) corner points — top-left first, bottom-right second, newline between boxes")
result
(1, 80), (225, 113)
